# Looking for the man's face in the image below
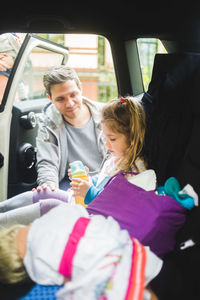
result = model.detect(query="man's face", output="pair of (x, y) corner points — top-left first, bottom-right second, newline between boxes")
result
(48, 79), (83, 123)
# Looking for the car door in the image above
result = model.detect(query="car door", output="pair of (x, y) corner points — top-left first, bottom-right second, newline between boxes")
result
(0, 33), (69, 201)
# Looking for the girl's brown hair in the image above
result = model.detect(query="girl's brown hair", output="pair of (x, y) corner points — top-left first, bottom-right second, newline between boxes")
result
(101, 96), (146, 172)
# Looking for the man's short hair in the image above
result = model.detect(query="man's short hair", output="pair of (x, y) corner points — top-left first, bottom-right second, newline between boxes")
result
(43, 65), (81, 96)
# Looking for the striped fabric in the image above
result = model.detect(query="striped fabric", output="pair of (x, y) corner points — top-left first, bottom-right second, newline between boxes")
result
(125, 238), (146, 300)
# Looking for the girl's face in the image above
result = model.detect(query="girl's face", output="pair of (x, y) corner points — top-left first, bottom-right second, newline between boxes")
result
(102, 123), (129, 158)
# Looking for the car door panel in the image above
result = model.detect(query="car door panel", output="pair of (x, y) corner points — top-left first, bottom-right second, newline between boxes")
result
(0, 34), (68, 201)
(8, 99), (49, 197)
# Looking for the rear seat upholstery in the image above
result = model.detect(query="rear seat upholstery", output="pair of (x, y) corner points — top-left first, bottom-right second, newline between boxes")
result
(142, 53), (200, 191)
(142, 53), (200, 299)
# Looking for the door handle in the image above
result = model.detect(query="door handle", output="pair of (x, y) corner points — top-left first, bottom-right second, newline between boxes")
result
(0, 153), (4, 168)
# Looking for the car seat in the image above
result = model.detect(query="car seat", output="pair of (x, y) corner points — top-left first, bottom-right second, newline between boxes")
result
(142, 52), (200, 300)
(142, 52), (200, 193)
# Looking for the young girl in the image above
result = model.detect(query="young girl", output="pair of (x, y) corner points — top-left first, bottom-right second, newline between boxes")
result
(70, 96), (152, 205)
(0, 203), (162, 300)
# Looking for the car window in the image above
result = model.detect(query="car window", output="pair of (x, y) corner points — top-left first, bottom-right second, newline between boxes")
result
(137, 38), (167, 91)
(0, 33), (117, 105)
(35, 34), (117, 103)
(15, 46), (65, 102)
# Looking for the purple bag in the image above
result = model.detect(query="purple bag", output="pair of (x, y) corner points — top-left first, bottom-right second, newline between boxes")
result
(87, 171), (186, 257)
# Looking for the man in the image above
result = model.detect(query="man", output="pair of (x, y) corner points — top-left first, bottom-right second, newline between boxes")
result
(0, 33), (24, 103)
(36, 65), (108, 190)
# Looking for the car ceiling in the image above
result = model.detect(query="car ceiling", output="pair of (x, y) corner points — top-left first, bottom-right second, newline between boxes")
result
(1, 2), (200, 43)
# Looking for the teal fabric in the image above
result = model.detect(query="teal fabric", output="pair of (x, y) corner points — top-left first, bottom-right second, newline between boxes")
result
(84, 176), (110, 204)
(84, 185), (102, 204)
(158, 177), (195, 210)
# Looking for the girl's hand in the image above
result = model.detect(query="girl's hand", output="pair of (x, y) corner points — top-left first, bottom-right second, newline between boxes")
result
(68, 168), (72, 181)
(84, 166), (89, 174)
(70, 178), (92, 198)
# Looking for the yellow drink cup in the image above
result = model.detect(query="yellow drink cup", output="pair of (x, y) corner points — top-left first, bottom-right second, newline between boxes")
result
(70, 161), (89, 207)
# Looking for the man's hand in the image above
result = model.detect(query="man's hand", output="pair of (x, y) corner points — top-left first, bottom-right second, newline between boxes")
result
(32, 183), (56, 192)
(0, 53), (14, 71)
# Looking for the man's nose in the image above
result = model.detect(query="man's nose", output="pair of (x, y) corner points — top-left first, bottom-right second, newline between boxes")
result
(66, 97), (74, 106)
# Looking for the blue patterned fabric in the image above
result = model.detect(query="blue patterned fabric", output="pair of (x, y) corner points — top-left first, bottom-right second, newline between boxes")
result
(19, 284), (61, 300)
